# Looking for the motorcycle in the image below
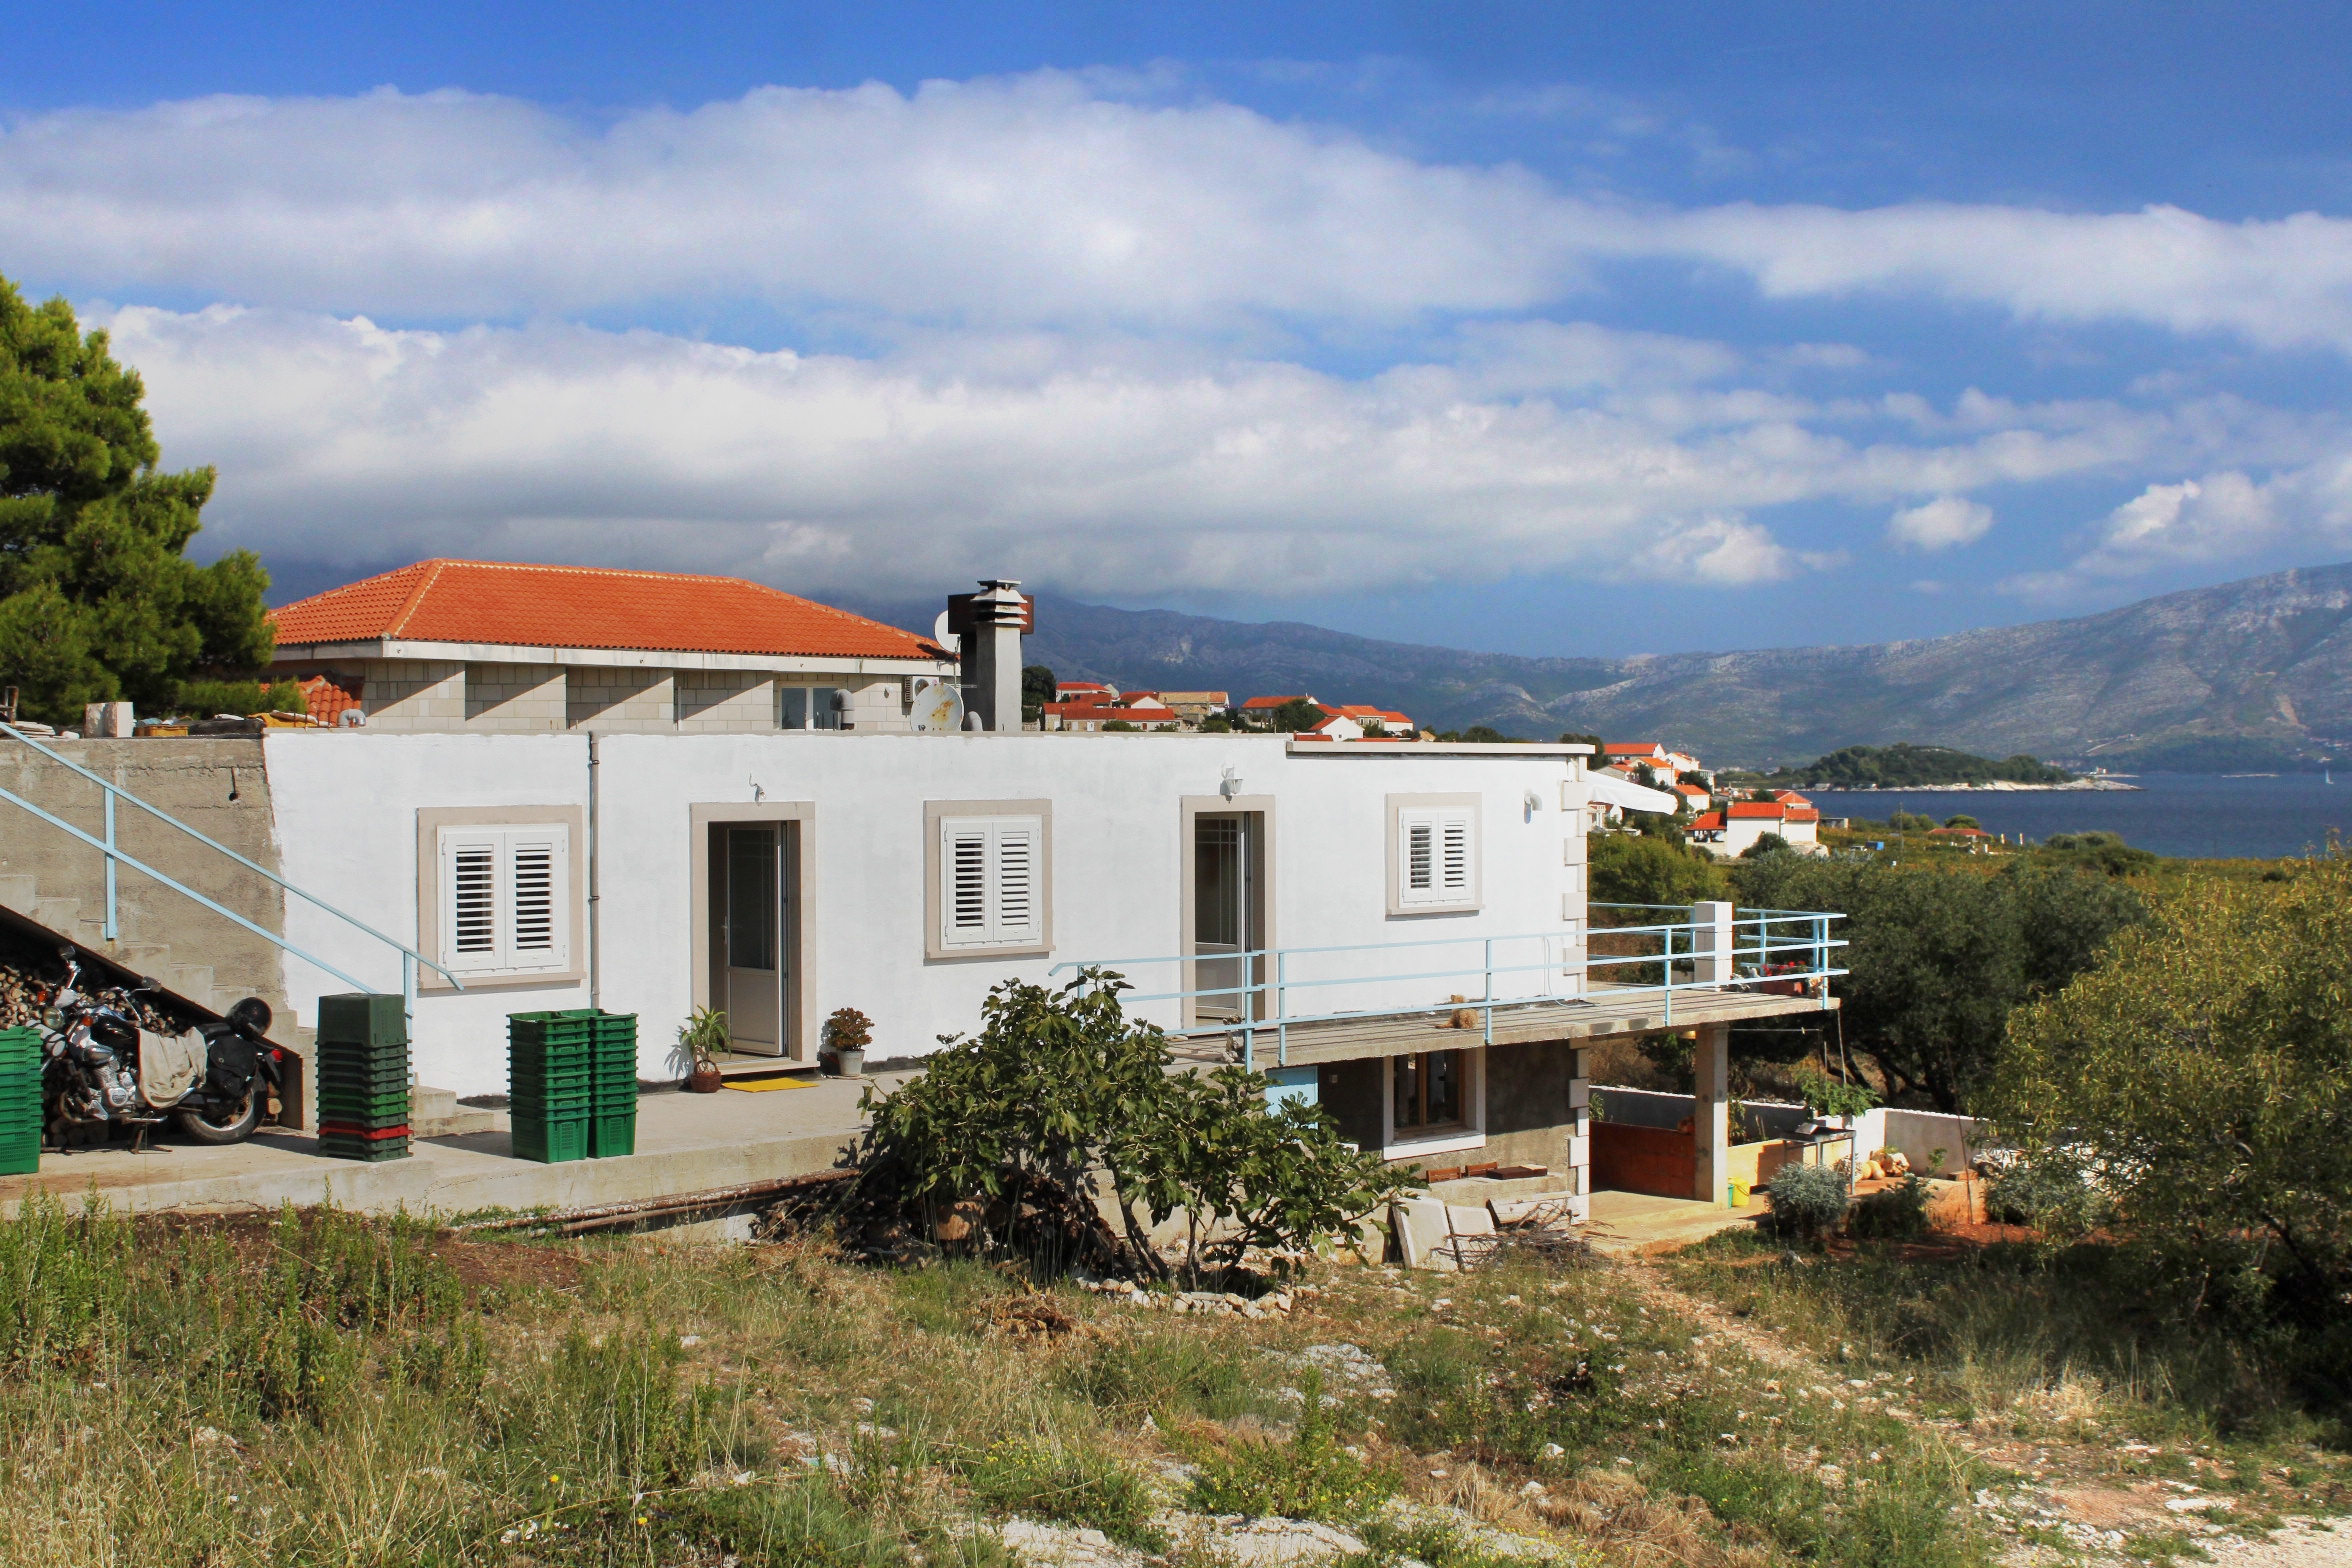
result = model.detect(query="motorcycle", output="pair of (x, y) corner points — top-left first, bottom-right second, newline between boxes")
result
(39, 946), (285, 1147)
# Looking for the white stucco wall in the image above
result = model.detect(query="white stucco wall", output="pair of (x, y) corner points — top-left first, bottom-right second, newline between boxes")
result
(264, 731), (1591, 1098)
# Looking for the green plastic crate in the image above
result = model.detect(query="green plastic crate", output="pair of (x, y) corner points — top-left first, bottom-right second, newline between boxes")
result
(512, 1117), (590, 1164)
(0, 1139), (38, 1176)
(589, 1111), (636, 1158)
(317, 993), (408, 1048)
(319, 1138), (410, 1162)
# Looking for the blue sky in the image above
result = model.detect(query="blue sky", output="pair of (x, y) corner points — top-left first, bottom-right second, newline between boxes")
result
(6, 2), (2352, 657)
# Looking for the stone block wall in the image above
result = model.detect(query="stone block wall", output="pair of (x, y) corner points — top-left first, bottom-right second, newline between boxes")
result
(675, 671), (776, 733)
(362, 661), (466, 731)
(464, 663), (566, 732)
(568, 667), (675, 732)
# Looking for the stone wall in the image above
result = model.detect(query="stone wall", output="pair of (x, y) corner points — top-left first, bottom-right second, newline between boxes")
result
(464, 663), (567, 732)
(568, 668), (675, 732)
(0, 736), (288, 1018)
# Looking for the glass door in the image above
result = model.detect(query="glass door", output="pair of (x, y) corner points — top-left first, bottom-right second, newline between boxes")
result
(1193, 814), (1256, 1021)
(723, 825), (785, 1054)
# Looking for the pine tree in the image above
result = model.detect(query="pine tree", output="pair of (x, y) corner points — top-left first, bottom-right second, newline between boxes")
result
(0, 274), (271, 723)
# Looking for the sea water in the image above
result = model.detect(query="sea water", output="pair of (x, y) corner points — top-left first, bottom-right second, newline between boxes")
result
(1806, 772), (2351, 861)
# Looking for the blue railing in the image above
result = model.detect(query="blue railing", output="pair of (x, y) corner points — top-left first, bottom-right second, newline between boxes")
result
(0, 721), (461, 1015)
(1055, 906), (1844, 1069)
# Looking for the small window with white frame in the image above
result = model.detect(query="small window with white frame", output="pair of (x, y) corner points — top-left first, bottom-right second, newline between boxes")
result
(436, 824), (572, 978)
(1388, 794), (1480, 914)
(927, 801), (1052, 957)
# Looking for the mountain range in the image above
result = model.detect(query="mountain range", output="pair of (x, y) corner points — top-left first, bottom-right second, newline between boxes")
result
(840, 562), (2352, 770)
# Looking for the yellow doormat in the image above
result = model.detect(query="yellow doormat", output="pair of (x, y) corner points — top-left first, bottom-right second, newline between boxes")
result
(723, 1073), (816, 1092)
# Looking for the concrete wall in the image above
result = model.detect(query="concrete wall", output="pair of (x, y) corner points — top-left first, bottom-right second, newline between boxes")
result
(262, 731), (1587, 1098)
(674, 671), (770, 733)
(0, 737), (289, 1016)
(465, 663), (566, 732)
(568, 668), (674, 732)
(364, 661), (465, 731)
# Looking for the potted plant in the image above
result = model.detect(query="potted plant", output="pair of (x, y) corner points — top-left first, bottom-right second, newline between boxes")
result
(680, 1006), (728, 1093)
(822, 1007), (873, 1077)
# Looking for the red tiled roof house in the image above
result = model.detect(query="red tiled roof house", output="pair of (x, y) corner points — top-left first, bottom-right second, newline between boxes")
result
(267, 559), (957, 733)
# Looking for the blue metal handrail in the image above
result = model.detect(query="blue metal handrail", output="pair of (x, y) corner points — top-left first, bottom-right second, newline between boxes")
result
(1057, 908), (1845, 1069)
(0, 721), (461, 1014)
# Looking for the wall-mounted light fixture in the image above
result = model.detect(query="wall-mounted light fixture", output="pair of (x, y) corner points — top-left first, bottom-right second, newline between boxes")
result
(1219, 766), (1243, 800)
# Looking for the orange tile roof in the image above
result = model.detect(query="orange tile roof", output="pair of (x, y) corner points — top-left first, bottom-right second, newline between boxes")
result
(1727, 801), (1786, 819)
(1690, 811), (1725, 830)
(297, 673), (364, 725)
(1603, 741), (1663, 755)
(1241, 694), (1316, 709)
(269, 560), (946, 662)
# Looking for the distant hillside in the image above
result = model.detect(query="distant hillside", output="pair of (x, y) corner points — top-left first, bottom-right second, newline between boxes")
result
(836, 562), (2352, 770)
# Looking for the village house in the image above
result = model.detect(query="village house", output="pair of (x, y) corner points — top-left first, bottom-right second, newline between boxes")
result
(1688, 797), (1824, 857)
(1, 564), (1841, 1230)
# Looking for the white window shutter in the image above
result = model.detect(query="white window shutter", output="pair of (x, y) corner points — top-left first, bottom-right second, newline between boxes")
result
(1439, 812), (1473, 896)
(939, 814), (1047, 949)
(443, 833), (503, 971)
(508, 828), (570, 970)
(941, 821), (993, 947)
(438, 825), (571, 975)
(993, 821), (1042, 945)
(1398, 806), (1477, 910)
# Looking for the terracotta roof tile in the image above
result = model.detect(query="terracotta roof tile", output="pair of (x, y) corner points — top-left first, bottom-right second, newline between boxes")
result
(1727, 802), (1786, 819)
(270, 560), (946, 662)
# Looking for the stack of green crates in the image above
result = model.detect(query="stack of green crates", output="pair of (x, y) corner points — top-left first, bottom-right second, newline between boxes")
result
(0, 1026), (41, 1175)
(315, 993), (411, 1161)
(509, 1011), (595, 1163)
(590, 1012), (639, 1157)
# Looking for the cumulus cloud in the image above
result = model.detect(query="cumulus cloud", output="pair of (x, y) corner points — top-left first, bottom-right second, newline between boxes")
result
(2007, 457), (2352, 596)
(100, 303), (2218, 599)
(1887, 494), (1994, 551)
(6, 78), (2352, 353)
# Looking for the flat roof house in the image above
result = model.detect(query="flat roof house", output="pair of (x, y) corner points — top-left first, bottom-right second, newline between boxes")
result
(0, 564), (1841, 1232)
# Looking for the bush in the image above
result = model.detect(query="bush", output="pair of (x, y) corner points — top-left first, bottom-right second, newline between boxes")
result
(1981, 1154), (2113, 1236)
(1186, 1373), (1395, 1523)
(851, 972), (1407, 1282)
(1847, 1174), (1931, 1241)
(172, 677), (306, 718)
(1588, 830), (1728, 908)
(1762, 1164), (1849, 1241)
(961, 1436), (1164, 1548)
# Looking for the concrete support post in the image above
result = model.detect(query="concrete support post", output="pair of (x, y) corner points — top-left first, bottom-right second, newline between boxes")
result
(1566, 1047), (1592, 1223)
(1693, 1021), (1731, 1206)
(1690, 899), (1735, 985)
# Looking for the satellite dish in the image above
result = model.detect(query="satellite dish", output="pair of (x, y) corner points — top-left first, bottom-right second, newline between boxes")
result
(932, 611), (961, 658)
(909, 676), (965, 733)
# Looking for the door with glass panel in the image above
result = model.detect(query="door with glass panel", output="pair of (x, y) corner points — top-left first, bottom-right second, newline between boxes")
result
(1192, 813), (1258, 1022)
(720, 825), (787, 1054)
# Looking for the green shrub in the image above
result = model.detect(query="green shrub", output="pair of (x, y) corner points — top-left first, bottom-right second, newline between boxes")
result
(173, 677), (305, 717)
(1763, 1163), (1849, 1241)
(1186, 1373), (1395, 1522)
(1982, 1157), (2112, 1236)
(960, 1436), (1164, 1548)
(1847, 1174), (1932, 1241)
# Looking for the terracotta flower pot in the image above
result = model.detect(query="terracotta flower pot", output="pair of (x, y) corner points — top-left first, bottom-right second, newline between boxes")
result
(686, 1065), (724, 1094)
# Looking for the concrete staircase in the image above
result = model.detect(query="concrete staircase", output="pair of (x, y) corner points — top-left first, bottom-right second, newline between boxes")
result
(409, 1085), (500, 1138)
(0, 872), (223, 1013)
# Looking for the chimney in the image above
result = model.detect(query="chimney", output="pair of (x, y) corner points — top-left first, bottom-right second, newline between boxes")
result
(950, 580), (1031, 732)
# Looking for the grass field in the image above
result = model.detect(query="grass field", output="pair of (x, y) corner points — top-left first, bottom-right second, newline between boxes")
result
(0, 1197), (2342, 1567)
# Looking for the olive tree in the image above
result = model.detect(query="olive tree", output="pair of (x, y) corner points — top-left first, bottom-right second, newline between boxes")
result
(1988, 857), (2352, 1296)
(1730, 856), (2144, 1111)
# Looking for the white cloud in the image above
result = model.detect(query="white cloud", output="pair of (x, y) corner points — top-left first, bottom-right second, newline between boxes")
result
(102, 303), (2209, 600)
(7, 78), (2352, 354)
(2007, 456), (2352, 595)
(1887, 494), (1995, 551)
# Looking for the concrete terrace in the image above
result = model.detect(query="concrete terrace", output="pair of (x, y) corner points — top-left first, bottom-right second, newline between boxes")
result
(0, 1073), (894, 1220)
